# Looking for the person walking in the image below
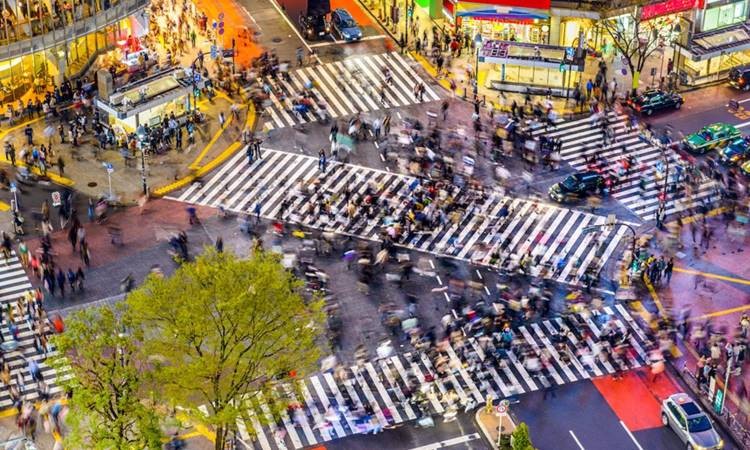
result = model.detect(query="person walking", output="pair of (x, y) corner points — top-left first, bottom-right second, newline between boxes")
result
(664, 257), (674, 284)
(246, 144), (254, 165)
(318, 148), (327, 173)
(56, 269), (66, 298)
(57, 156), (65, 177)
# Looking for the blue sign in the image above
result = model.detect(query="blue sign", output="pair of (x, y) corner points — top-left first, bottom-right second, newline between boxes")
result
(193, 72), (202, 83)
(566, 47), (575, 59)
(210, 44), (218, 59)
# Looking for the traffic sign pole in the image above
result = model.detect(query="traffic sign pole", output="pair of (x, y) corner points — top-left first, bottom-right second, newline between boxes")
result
(9, 182), (18, 212)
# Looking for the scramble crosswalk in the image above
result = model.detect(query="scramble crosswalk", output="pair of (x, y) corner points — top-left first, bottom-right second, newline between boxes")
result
(0, 253), (64, 408)
(252, 52), (443, 130)
(532, 113), (720, 221)
(171, 148), (628, 288)
(240, 304), (650, 450)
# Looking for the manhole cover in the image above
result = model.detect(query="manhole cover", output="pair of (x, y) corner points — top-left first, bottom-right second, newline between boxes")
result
(87, 182), (97, 187)
(272, 37), (283, 43)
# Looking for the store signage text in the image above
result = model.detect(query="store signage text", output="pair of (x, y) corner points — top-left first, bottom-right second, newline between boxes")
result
(641, 0), (705, 20)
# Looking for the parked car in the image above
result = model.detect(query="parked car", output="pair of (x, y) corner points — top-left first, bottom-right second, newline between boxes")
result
(682, 123), (741, 154)
(626, 89), (683, 115)
(661, 393), (724, 449)
(548, 171), (603, 202)
(331, 9), (362, 41)
(299, 14), (330, 40)
(719, 136), (750, 165)
(729, 65), (750, 90)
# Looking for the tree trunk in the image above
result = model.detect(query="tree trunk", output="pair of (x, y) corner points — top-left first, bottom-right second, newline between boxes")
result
(628, 62), (638, 96)
(214, 425), (226, 450)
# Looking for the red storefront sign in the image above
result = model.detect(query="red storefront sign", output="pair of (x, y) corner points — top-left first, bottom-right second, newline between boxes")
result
(641, 0), (704, 20)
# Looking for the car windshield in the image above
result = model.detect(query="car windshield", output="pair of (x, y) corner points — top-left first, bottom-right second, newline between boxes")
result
(562, 176), (578, 190)
(687, 415), (712, 433)
(341, 18), (357, 28)
(700, 130), (713, 140)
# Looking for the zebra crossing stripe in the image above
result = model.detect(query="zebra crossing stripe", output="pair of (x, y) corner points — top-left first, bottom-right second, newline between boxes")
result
(309, 375), (347, 438)
(443, 344), (484, 404)
(377, 359), (416, 420)
(518, 326), (565, 385)
(398, 53), (441, 101)
(171, 149), (627, 290)
(321, 372), (357, 434)
(299, 380), (332, 441)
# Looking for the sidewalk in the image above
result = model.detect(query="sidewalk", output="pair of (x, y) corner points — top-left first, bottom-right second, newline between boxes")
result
(0, 0), (261, 203)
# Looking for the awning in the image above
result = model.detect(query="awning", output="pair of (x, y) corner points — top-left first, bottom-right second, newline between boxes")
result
(679, 22), (750, 61)
(456, 1), (549, 21)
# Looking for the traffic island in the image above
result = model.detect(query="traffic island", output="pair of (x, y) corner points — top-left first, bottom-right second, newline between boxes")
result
(475, 405), (517, 449)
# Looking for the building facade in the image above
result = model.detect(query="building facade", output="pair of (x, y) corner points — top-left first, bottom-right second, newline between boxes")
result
(415, 0), (750, 88)
(0, 0), (149, 106)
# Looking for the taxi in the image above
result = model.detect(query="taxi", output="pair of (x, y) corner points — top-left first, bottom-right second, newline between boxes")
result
(661, 393), (723, 449)
(683, 123), (741, 154)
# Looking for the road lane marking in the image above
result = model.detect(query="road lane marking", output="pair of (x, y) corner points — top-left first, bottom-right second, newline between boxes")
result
(309, 35), (388, 47)
(674, 267), (750, 285)
(408, 433), (481, 450)
(620, 420), (644, 450)
(688, 303), (750, 321)
(735, 119), (750, 128)
(569, 430), (585, 450)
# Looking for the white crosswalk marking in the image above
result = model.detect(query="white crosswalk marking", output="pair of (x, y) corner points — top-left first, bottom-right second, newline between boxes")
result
(0, 253), (63, 409)
(171, 149), (627, 290)
(533, 113), (719, 221)
(254, 53), (444, 130)
(240, 307), (651, 449)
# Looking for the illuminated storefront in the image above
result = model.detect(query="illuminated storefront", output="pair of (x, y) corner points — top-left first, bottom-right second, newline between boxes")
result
(443, 0), (551, 44)
(480, 40), (583, 96)
(675, 0), (750, 85)
(0, 0), (148, 105)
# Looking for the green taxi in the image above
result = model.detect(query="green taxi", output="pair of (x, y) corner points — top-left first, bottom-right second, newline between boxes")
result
(682, 123), (741, 154)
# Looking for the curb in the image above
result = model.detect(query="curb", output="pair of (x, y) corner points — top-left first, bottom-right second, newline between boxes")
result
(151, 103), (256, 197)
(474, 408), (496, 446)
(665, 355), (744, 450)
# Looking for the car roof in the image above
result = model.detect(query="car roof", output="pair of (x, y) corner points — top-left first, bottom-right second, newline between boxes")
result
(576, 171), (601, 179)
(334, 8), (353, 19)
(668, 393), (704, 416)
(708, 122), (732, 130)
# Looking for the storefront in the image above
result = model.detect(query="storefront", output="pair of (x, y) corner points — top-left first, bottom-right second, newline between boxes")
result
(675, 0), (750, 85)
(0, 0), (148, 107)
(442, 0), (551, 44)
(480, 40), (583, 97)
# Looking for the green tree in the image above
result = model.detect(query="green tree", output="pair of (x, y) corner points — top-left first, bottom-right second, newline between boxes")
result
(511, 422), (534, 450)
(127, 249), (326, 450)
(600, 7), (662, 93)
(50, 303), (162, 450)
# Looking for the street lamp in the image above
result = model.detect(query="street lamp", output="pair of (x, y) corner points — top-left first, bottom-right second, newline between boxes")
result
(473, 33), (483, 97)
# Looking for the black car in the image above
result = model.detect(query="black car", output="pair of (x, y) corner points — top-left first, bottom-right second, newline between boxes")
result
(729, 65), (750, 90)
(549, 171), (603, 202)
(626, 89), (683, 116)
(299, 14), (330, 40)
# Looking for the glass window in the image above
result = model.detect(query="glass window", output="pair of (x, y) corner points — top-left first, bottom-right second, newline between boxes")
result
(704, 7), (719, 30)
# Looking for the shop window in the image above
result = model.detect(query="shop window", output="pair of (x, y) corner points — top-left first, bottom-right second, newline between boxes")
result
(703, 1), (748, 31)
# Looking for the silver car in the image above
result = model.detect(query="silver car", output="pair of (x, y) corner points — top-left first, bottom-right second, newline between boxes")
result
(661, 393), (724, 449)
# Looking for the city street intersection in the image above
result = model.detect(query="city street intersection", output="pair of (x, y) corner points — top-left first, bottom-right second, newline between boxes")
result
(1, 0), (750, 449)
